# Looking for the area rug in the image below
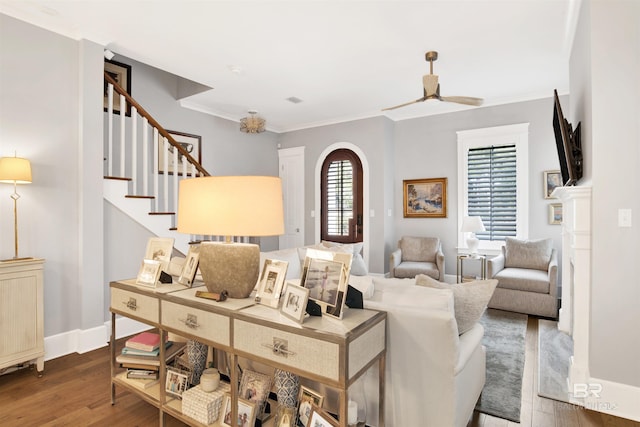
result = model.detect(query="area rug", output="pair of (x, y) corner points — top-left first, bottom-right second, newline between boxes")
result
(538, 319), (573, 402)
(475, 308), (528, 422)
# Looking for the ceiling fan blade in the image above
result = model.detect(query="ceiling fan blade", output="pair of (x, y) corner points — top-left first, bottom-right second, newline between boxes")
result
(440, 96), (484, 106)
(422, 74), (439, 96)
(382, 96), (427, 111)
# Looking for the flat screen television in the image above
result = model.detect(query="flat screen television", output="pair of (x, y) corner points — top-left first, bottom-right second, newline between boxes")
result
(553, 89), (583, 186)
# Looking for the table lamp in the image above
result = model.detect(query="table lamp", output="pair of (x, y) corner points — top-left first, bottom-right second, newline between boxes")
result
(177, 176), (284, 298)
(461, 216), (485, 256)
(0, 155), (32, 261)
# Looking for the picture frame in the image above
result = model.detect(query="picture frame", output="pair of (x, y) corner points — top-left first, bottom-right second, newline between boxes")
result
(221, 394), (256, 427)
(297, 386), (325, 427)
(280, 282), (310, 324)
(549, 203), (563, 225)
(300, 248), (352, 319)
(544, 170), (562, 199)
(306, 404), (339, 427)
(136, 259), (162, 287)
(144, 237), (174, 271)
(103, 59), (131, 116)
(403, 177), (447, 218)
(158, 130), (202, 175)
(238, 369), (272, 418)
(165, 368), (189, 398)
(255, 259), (289, 308)
(177, 245), (200, 287)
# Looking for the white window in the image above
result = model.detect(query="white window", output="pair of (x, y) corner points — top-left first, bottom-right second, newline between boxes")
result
(457, 123), (529, 253)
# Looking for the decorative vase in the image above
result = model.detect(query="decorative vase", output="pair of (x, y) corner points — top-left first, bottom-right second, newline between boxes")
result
(186, 340), (208, 385)
(274, 368), (300, 408)
(200, 368), (220, 392)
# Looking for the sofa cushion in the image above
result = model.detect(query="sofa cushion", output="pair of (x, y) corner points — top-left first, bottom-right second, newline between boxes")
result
(349, 275), (374, 299)
(366, 278), (453, 312)
(494, 268), (550, 294)
(399, 236), (438, 263)
(504, 237), (552, 271)
(416, 274), (498, 334)
(394, 261), (439, 279)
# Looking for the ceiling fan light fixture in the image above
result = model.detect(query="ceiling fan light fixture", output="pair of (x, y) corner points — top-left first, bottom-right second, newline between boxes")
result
(240, 110), (266, 133)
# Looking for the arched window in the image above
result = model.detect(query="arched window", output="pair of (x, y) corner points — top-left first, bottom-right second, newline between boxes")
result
(321, 149), (363, 243)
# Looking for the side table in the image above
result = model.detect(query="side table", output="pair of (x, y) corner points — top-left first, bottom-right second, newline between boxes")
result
(456, 254), (487, 283)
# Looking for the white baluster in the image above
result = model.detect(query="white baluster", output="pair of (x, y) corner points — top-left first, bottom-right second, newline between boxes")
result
(142, 118), (148, 196)
(153, 128), (159, 212)
(120, 94), (126, 177)
(107, 83), (113, 177)
(131, 106), (137, 195)
(163, 137), (169, 212)
(172, 145), (178, 214)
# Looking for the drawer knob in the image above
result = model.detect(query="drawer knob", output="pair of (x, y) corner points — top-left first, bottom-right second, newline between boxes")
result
(262, 338), (296, 357)
(179, 314), (200, 329)
(124, 297), (137, 311)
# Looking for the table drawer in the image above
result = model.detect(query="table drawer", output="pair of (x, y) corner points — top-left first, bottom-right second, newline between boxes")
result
(234, 320), (339, 381)
(111, 288), (159, 323)
(161, 301), (230, 346)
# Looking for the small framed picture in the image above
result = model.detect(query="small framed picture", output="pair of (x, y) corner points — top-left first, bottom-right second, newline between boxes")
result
(104, 59), (131, 116)
(300, 249), (352, 319)
(297, 386), (325, 427)
(158, 130), (202, 175)
(307, 404), (339, 427)
(403, 177), (447, 218)
(239, 370), (272, 418)
(549, 203), (563, 225)
(544, 170), (562, 199)
(177, 245), (200, 287)
(165, 368), (188, 398)
(136, 259), (162, 287)
(255, 259), (288, 307)
(221, 393), (257, 427)
(280, 283), (309, 324)
(144, 237), (174, 271)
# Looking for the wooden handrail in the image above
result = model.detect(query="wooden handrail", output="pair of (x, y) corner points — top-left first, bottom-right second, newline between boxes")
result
(104, 71), (210, 177)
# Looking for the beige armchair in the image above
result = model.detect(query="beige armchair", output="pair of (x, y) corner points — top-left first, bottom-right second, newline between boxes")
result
(487, 237), (558, 318)
(389, 236), (445, 280)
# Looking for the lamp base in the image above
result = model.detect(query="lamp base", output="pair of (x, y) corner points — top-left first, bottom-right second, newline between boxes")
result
(198, 242), (260, 299)
(466, 235), (480, 256)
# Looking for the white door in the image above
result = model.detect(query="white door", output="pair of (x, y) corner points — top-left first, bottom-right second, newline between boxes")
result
(278, 147), (305, 249)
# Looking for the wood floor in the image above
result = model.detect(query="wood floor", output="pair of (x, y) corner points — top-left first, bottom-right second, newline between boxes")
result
(0, 318), (637, 427)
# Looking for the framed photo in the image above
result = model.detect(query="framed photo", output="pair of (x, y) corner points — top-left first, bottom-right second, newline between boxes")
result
(301, 249), (352, 319)
(158, 130), (202, 175)
(403, 177), (447, 218)
(165, 368), (188, 398)
(297, 386), (324, 427)
(280, 283), (310, 324)
(238, 370), (272, 418)
(255, 259), (289, 307)
(221, 394), (256, 427)
(144, 237), (174, 271)
(549, 203), (563, 225)
(103, 59), (131, 116)
(307, 404), (339, 427)
(544, 170), (562, 199)
(136, 259), (162, 287)
(177, 245), (200, 287)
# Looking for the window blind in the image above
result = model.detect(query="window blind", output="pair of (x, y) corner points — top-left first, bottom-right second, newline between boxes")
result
(467, 144), (517, 241)
(326, 160), (353, 236)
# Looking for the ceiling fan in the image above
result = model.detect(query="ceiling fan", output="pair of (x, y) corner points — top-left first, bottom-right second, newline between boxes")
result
(383, 51), (483, 111)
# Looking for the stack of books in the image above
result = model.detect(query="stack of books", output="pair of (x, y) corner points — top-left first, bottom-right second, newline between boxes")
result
(117, 331), (186, 389)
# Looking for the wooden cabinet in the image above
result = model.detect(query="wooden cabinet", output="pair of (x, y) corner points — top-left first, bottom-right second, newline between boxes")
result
(0, 258), (45, 375)
(110, 279), (386, 427)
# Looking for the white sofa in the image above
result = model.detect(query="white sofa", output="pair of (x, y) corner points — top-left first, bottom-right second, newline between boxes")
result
(260, 246), (487, 427)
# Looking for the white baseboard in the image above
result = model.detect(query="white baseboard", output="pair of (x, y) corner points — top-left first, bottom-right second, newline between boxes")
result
(43, 317), (152, 362)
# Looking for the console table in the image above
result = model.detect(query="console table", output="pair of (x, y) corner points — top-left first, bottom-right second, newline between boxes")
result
(110, 279), (386, 426)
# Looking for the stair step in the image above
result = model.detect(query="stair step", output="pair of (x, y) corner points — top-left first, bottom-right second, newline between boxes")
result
(150, 212), (175, 216)
(104, 176), (132, 181)
(125, 195), (155, 199)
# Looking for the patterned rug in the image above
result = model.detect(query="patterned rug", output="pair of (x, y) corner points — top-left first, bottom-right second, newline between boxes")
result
(475, 308), (528, 422)
(538, 319), (573, 402)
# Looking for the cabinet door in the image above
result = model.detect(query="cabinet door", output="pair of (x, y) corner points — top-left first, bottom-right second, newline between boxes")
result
(0, 272), (40, 362)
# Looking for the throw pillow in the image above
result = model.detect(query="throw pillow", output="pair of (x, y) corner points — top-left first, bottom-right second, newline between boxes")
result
(416, 274), (498, 335)
(320, 240), (369, 276)
(504, 237), (552, 271)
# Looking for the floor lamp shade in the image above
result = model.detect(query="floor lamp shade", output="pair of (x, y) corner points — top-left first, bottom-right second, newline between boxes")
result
(177, 176), (285, 298)
(0, 156), (32, 260)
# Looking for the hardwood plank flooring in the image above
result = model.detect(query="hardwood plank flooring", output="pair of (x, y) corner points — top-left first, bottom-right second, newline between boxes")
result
(0, 319), (637, 427)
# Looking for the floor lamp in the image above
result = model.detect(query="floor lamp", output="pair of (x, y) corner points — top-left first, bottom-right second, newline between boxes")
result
(0, 155), (32, 261)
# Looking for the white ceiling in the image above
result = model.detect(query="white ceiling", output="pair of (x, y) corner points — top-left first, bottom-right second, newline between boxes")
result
(0, 0), (579, 133)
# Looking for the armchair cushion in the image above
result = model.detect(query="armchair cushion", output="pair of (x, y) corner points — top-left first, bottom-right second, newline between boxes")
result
(399, 236), (439, 262)
(494, 268), (551, 294)
(394, 261), (439, 279)
(416, 274), (498, 335)
(504, 237), (553, 271)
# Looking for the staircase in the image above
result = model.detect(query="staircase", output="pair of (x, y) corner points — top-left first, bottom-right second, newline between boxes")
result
(103, 71), (209, 255)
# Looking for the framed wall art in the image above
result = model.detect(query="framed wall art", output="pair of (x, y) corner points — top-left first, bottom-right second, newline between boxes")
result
(103, 59), (131, 116)
(177, 245), (200, 287)
(544, 170), (562, 199)
(549, 203), (563, 225)
(280, 282), (309, 324)
(158, 130), (202, 175)
(255, 259), (288, 307)
(403, 177), (447, 218)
